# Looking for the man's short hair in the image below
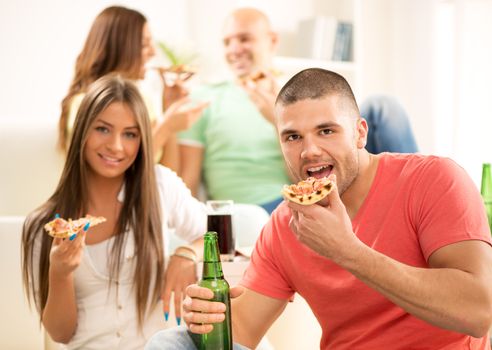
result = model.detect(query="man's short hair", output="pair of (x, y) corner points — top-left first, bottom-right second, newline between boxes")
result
(276, 68), (359, 114)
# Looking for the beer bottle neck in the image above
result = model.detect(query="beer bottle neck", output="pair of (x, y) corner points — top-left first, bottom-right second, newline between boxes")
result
(481, 163), (492, 200)
(202, 231), (224, 279)
(202, 261), (225, 279)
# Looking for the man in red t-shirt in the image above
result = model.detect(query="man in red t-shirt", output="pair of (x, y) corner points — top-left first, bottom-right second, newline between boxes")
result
(149, 68), (492, 349)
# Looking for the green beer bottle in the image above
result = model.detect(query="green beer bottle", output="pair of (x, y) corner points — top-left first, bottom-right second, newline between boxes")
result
(481, 163), (492, 234)
(196, 231), (233, 350)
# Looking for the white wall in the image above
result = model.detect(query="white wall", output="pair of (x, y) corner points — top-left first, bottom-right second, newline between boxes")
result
(358, 0), (492, 185)
(359, 0), (436, 155)
(452, 0), (492, 184)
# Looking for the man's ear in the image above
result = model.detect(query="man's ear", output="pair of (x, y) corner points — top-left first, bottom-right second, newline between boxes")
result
(356, 117), (368, 149)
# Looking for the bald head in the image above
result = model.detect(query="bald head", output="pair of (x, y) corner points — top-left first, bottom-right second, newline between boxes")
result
(225, 7), (272, 32)
(222, 7), (277, 78)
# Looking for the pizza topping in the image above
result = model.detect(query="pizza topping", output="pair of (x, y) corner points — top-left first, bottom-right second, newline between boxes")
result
(51, 218), (71, 233)
(282, 177), (334, 205)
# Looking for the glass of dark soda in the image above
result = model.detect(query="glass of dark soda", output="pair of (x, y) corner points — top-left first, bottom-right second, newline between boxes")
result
(206, 200), (235, 262)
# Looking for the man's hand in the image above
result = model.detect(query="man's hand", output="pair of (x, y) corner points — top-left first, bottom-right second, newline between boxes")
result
(239, 71), (278, 125)
(183, 284), (244, 334)
(287, 176), (360, 262)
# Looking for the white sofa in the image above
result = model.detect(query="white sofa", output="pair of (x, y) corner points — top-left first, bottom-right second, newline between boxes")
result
(0, 216), (53, 349)
(0, 118), (63, 217)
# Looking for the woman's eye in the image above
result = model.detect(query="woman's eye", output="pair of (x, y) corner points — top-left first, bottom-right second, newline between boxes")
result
(124, 131), (139, 139)
(95, 126), (109, 133)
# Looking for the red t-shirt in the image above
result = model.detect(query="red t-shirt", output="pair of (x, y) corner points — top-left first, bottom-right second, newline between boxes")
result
(241, 154), (491, 349)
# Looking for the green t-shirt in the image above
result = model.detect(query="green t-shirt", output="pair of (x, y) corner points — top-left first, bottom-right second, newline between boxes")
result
(179, 81), (290, 205)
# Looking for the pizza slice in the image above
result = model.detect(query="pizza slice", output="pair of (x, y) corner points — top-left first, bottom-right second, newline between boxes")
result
(281, 177), (334, 205)
(150, 64), (196, 82)
(44, 215), (106, 238)
(239, 71), (267, 84)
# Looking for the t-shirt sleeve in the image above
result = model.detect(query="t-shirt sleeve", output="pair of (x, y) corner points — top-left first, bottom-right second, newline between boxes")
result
(240, 210), (296, 300)
(412, 157), (492, 260)
(155, 165), (206, 242)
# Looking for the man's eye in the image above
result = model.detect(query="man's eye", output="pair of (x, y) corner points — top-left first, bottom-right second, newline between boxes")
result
(286, 134), (300, 141)
(320, 129), (333, 136)
(239, 35), (252, 44)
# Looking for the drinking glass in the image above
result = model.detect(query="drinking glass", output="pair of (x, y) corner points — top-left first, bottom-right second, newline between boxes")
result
(206, 200), (235, 262)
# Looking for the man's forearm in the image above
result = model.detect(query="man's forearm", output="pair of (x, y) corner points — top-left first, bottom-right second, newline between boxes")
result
(340, 241), (492, 337)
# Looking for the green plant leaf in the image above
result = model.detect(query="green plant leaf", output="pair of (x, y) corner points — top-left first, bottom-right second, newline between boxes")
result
(158, 41), (179, 66)
(157, 41), (197, 66)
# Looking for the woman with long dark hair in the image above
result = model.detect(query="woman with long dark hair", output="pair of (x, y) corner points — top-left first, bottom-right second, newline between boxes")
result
(58, 6), (207, 170)
(23, 75), (206, 349)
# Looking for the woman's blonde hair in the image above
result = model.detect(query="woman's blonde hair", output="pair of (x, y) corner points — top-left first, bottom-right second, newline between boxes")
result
(58, 6), (147, 151)
(23, 75), (164, 328)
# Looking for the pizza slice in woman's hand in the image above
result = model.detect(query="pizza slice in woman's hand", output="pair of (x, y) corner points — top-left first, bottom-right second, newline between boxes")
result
(281, 176), (334, 205)
(44, 215), (106, 238)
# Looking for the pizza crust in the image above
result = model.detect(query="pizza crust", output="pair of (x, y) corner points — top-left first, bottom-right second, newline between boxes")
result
(281, 177), (334, 205)
(44, 215), (106, 238)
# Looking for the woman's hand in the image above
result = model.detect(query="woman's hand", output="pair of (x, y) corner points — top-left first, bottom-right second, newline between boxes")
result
(159, 69), (193, 111)
(161, 252), (198, 325)
(183, 284), (244, 334)
(151, 98), (208, 158)
(49, 225), (88, 278)
(161, 98), (209, 134)
(43, 223), (89, 343)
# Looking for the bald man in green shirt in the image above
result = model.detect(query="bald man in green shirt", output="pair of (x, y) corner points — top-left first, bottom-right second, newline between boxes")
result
(178, 8), (289, 213)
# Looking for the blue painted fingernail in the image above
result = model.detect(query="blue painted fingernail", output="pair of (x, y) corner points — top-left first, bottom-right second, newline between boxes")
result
(83, 222), (90, 231)
(176, 317), (181, 326)
(164, 312), (169, 322)
(69, 233), (77, 241)
(55, 213), (60, 219)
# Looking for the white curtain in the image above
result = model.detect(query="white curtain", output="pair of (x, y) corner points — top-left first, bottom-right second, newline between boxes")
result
(433, 0), (492, 185)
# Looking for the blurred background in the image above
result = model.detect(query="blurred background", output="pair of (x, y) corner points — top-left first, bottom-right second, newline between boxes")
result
(1, 1), (492, 348)
(2, 0), (492, 187)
